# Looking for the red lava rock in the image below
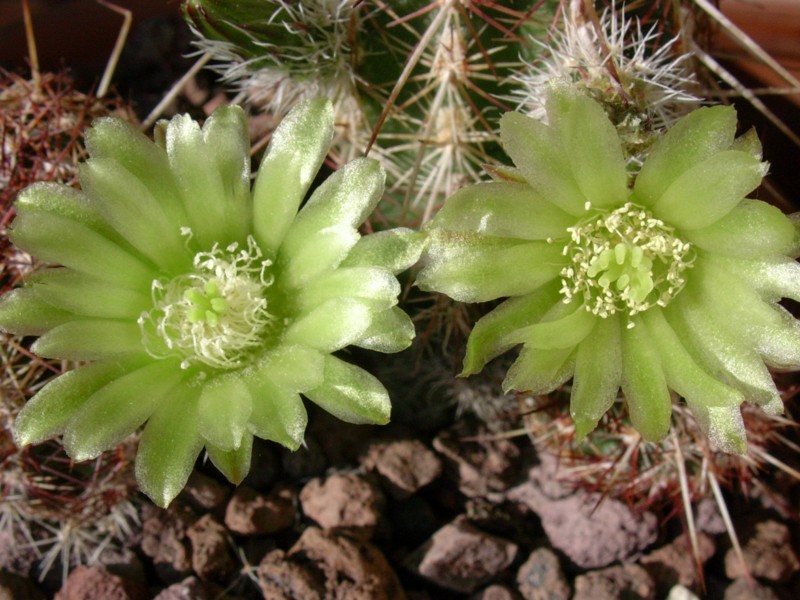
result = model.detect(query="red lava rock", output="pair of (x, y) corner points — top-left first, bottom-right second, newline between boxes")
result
(180, 472), (229, 512)
(299, 473), (383, 538)
(0, 570), (45, 600)
(224, 484), (296, 536)
(433, 421), (521, 497)
(572, 564), (656, 600)
(139, 504), (195, 584)
(508, 461), (657, 569)
(185, 515), (236, 582)
(516, 547), (570, 600)
(724, 520), (800, 583)
(695, 498), (726, 535)
(257, 549), (326, 600)
(640, 532), (715, 593)
(363, 439), (442, 499)
(54, 566), (136, 600)
(151, 576), (223, 600)
(723, 577), (781, 600)
(288, 526), (406, 600)
(470, 584), (519, 600)
(413, 516), (518, 594)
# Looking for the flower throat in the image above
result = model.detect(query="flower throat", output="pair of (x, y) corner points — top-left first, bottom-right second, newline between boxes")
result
(560, 203), (695, 320)
(139, 235), (274, 370)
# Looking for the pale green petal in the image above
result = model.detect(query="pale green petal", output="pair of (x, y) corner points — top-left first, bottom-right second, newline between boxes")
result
(287, 157), (384, 235)
(29, 269), (150, 319)
(278, 224), (360, 289)
(165, 113), (230, 247)
(341, 228), (425, 274)
(730, 127), (762, 159)
(198, 376), (252, 451)
(246, 377), (308, 450)
(503, 346), (574, 395)
(254, 344), (325, 392)
(513, 301), (597, 350)
(417, 232), (565, 302)
(201, 105), (251, 240)
(634, 105), (737, 205)
(686, 402), (747, 454)
(683, 199), (795, 258)
(278, 159), (385, 286)
(296, 267), (400, 312)
(499, 112), (585, 216)
(426, 181), (574, 241)
(165, 107), (250, 247)
(621, 316), (673, 442)
(652, 150), (767, 230)
(0, 287), (75, 335)
(206, 434), (253, 484)
(353, 307), (415, 353)
(11, 211), (156, 290)
(283, 298), (372, 353)
(641, 307), (744, 408)
(79, 159), (191, 273)
(695, 258), (800, 367)
(63, 359), (184, 461)
(713, 256), (800, 303)
(31, 320), (144, 360)
(14, 357), (145, 446)
(547, 87), (628, 208)
(671, 290), (781, 410)
(253, 98), (334, 254)
(462, 280), (562, 376)
(305, 355), (391, 425)
(85, 117), (188, 228)
(486, 164), (527, 184)
(15, 183), (117, 239)
(570, 315), (622, 440)
(136, 384), (204, 508)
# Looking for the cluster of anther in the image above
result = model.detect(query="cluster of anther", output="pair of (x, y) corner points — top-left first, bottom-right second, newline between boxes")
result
(559, 202), (694, 320)
(139, 235), (274, 370)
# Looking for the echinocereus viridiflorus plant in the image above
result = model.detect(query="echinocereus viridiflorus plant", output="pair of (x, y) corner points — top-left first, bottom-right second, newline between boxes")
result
(418, 85), (799, 453)
(0, 98), (423, 507)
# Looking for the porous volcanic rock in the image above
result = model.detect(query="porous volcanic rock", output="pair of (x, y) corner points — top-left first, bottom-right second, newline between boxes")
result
(286, 527), (405, 600)
(572, 564), (656, 600)
(508, 458), (657, 568)
(516, 547), (570, 600)
(433, 421), (522, 497)
(641, 533), (715, 593)
(224, 484), (296, 536)
(362, 438), (442, 498)
(299, 472), (383, 538)
(724, 520), (800, 583)
(185, 515), (236, 581)
(412, 516), (518, 594)
(54, 566), (140, 600)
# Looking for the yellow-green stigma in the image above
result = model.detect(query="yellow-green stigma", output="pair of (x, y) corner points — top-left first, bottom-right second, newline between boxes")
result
(139, 235), (274, 370)
(184, 281), (228, 327)
(560, 203), (694, 321)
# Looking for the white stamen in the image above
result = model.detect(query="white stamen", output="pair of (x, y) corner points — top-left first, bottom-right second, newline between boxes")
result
(139, 234), (274, 370)
(560, 202), (695, 321)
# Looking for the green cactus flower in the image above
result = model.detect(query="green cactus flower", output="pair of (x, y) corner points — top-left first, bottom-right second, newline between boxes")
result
(0, 98), (423, 507)
(418, 85), (798, 453)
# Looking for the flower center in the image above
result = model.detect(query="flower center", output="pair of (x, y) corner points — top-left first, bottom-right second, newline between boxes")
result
(560, 203), (694, 320)
(139, 235), (274, 370)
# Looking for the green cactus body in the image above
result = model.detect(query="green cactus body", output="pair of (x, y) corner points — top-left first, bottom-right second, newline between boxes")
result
(183, 0), (558, 226)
